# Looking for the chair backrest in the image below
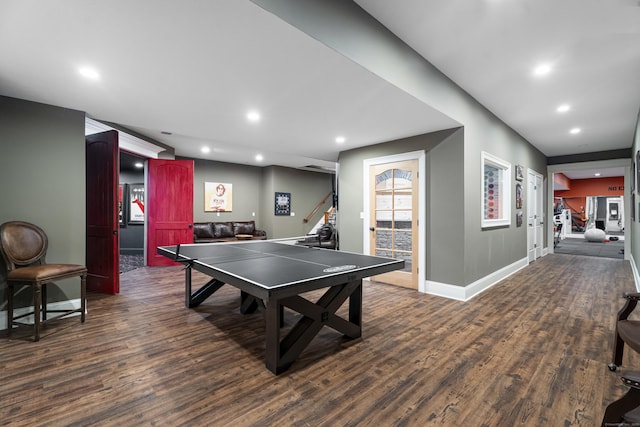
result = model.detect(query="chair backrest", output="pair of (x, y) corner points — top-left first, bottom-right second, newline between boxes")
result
(0, 221), (48, 271)
(318, 223), (335, 242)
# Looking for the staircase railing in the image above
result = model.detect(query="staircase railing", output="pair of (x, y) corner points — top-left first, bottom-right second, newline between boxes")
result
(303, 191), (332, 223)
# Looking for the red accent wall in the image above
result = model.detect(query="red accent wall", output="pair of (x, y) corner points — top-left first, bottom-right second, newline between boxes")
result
(554, 177), (624, 198)
(554, 177), (623, 226)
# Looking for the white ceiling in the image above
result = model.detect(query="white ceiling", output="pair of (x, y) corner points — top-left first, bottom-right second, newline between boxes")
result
(1, 0), (639, 173)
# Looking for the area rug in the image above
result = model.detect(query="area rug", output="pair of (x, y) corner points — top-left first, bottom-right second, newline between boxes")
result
(120, 254), (144, 273)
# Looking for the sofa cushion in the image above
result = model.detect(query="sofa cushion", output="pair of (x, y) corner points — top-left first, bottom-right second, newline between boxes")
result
(214, 222), (235, 238)
(233, 221), (255, 236)
(193, 222), (215, 239)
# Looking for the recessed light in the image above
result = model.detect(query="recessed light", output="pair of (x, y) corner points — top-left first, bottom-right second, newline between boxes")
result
(556, 104), (570, 113)
(255, 154), (263, 162)
(570, 127), (581, 134)
(533, 63), (552, 76)
(78, 67), (100, 80)
(335, 136), (346, 144)
(134, 162), (143, 169)
(594, 173), (601, 177)
(201, 147), (211, 154)
(247, 111), (261, 123)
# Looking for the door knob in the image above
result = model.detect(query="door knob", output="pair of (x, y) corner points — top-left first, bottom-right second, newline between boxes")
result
(369, 227), (375, 231)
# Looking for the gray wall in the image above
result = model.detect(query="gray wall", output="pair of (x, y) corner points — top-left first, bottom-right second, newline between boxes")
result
(0, 95), (86, 306)
(190, 159), (333, 239)
(257, 0), (548, 287)
(260, 165), (334, 238)
(191, 157), (264, 225)
(339, 128), (465, 283)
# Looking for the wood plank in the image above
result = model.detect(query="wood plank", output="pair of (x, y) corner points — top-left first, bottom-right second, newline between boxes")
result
(0, 254), (637, 425)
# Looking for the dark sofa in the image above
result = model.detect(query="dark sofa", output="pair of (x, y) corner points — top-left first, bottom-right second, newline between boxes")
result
(193, 220), (267, 243)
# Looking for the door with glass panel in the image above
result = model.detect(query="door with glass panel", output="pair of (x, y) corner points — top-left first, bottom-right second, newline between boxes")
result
(369, 160), (418, 289)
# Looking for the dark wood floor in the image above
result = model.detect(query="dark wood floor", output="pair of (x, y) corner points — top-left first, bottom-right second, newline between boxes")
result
(1, 253), (638, 426)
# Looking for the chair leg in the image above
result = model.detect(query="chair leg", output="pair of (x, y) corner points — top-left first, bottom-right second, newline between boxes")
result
(602, 387), (640, 425)
(42, 283), (47, 321)
(80, 274), (86, 323)
(7, 283), (13, 339)
(33, 284), (41, 342)
(612, 329), (625, 369)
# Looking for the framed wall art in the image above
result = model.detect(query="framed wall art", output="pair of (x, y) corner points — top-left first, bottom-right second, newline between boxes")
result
(515, 164), (524, 181)
(481, 151), (511, 228)
(275, 192), (291, 216)
(129, 183), (145, 224)
(205, 182), (233, 212)
(118, 183), (127, 228)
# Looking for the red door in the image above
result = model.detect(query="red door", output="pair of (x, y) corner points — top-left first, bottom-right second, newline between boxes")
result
(86, 130), (120, 294)
(147, 159), (194, 266)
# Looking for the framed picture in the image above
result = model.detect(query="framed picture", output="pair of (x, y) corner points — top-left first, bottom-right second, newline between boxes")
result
(481, 151), (511, 228)
(515, 182), (523, 209)
(516, 211), (523, 227)
(118, 183), (127, 228)
(205, 182), (233, 212)
(129, 183), (145, 224)
(515, 164), (524, 181)
(275, 192), (291, 216)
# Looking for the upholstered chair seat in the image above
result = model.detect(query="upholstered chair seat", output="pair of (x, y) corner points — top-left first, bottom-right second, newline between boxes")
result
(0, 221), (87, 341)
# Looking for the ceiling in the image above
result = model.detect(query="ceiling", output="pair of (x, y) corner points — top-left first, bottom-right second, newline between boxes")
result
(1, 1), (639, 174)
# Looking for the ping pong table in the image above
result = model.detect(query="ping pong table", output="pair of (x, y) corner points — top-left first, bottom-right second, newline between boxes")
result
(157, 241), (404, 374)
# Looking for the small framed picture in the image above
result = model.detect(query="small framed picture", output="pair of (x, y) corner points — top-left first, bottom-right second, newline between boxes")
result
(515, 164), (524, 181)
(275, 192), (291, 216)
(129, 183), (145, 224)
(516, 211), (523, 227)
(515, 182), (523, 209)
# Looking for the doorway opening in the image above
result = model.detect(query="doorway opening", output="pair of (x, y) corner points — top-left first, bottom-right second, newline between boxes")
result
(363, 151), (425, 291)
(550, 164), (627, 260)
(119, 151), (146, 273)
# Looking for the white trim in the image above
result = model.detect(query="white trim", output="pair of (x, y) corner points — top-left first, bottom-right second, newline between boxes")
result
(85, 117), (164, 159)
(481, 151), (512, 228)
(363, 151), (426, 292)
(526, 168), (544, 262)
(0, 299), (83, 331)
(425, 256), (529, 301)
(630, 253), (640, 292)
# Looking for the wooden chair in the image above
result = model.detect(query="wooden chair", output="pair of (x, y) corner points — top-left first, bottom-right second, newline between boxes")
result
(0, 221), (87, 341)
(609, 292), (640, 372)
(602, 292), (640, 424)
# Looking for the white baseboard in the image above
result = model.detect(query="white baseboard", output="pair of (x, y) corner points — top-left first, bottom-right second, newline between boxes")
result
(0, 299), (82, 331)
(425, 256), (530, 302)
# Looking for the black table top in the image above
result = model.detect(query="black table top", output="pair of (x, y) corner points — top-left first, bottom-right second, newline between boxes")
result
(158, 241), (403, 291)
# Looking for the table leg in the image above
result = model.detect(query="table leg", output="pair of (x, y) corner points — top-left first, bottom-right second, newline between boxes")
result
(263, 279), (363, 374)
(265, 298), (283, 374)
(183, 265), (226, 308)
(184, 265), (192, 308)
(349, 281), (362, 337)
